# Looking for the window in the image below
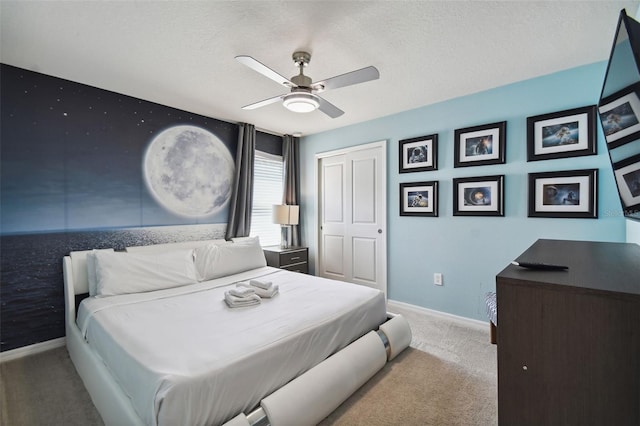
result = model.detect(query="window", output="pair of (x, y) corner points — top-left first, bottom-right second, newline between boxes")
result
(250, 150), (283, 246)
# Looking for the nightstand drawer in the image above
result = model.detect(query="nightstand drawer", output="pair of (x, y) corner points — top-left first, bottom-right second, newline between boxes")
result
(280, 249), (307, 266)
(263, 246), (309, 274)
(280, 262), (309, 274)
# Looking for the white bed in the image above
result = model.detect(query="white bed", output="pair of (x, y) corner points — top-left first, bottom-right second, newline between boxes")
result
(63, 239), (411, 426)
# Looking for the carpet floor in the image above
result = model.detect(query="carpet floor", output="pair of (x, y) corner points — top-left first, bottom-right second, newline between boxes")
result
(1, 302), (497, 425)
(1, 345), (103, 426)
(319, 347), (496, 425)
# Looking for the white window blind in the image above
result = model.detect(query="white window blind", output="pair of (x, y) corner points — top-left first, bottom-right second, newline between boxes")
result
(250, 150), (283, 246)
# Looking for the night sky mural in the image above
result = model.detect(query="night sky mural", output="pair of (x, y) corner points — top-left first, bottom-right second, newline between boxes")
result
(0, 64), (239, 351)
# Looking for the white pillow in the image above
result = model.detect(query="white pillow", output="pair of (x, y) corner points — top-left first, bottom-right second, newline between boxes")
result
(86, 249), (115, 296)
(70, 248), (115, 296)
(194, 242), (267, 281)
(94, 249), (198, 297)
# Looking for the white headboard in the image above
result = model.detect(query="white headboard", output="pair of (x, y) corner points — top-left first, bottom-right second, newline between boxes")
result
(63, 239), (232, 326)
(65, 239), (230, 296)
(125, 239), (229, 253)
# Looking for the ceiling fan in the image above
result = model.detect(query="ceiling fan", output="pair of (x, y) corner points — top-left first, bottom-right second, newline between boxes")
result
(235, 51), (379, 118)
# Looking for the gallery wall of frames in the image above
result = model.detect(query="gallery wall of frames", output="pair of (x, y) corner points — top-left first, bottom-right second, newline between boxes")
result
(398, 105), (603, 220)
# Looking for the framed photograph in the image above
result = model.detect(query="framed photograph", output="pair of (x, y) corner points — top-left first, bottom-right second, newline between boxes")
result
(453, 175), (504, 216)
(527, 105), (597, 161)
(598, 82), (640, 149)
(528, 169), (598, 218)
(612, 154), (640, 213)
(399, 134), (438, 173)
(399, 181), (438, 217)
(454, 121), (506, 168)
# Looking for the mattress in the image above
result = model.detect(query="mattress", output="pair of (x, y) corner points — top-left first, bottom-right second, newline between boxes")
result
(77, 266), (387, 426)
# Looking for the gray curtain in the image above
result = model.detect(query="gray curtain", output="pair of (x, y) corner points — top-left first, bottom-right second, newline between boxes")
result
(282, 134), (301, 246)
(225, 123), (255, 239)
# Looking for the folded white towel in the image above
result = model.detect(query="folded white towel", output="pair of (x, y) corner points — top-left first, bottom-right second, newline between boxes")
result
(237, 282), (279, 298)
(224, 291), (261, 308)
(229, 286), (256, 298)
(250, 279), (273, 290)
(259, 286), (279, 298)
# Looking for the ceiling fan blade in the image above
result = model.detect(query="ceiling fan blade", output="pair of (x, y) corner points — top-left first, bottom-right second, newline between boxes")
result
(317, 96), (344, 118)
(241, 94), (285, 110)
(312, 66), (379, 93)
(235, 55), (296, 88)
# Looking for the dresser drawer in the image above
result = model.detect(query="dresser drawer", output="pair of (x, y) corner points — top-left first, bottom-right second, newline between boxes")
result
(280, 249), (307, 266)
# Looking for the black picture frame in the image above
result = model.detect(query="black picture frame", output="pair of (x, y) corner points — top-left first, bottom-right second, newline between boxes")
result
(452, 175), (504, 216)
(528, 169), (598, 218)
(526, 105), (597, 161)
(612, 153), (640, 215)
(598, 82), (640, 149)
(399, 134), (438, 173)
(399, 181), (439, 217)
(454, 121), (506, 168)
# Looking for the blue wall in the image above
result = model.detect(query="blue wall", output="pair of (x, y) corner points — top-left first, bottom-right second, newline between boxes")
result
(299, 62), (627, 321)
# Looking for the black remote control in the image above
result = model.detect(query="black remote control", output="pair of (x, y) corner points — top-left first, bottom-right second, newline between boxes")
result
(511, 261), (569, 270)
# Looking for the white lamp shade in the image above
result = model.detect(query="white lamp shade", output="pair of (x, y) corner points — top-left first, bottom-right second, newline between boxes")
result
(272, 205), (299, 225)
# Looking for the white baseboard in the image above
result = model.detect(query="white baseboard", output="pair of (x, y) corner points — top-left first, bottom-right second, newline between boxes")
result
(0, 337), (66, 363)
(388, 299), (488, 331)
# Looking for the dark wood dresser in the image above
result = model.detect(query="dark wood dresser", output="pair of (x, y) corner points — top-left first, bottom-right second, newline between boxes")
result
(496, 239), (640, 426)
(263, 246), (308, 274)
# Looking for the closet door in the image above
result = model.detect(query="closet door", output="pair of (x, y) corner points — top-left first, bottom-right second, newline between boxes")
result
(317, 141), (386, 295)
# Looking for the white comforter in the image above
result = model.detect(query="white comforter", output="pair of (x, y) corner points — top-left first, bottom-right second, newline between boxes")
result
(77, 267), (386, 426)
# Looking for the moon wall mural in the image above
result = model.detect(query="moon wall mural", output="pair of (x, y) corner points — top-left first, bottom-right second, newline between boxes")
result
(143, 125), (235, 217)
(1, 64), (245, 352)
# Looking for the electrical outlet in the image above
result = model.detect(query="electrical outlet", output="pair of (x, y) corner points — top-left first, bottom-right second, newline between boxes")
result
(434, 273), (443, 286)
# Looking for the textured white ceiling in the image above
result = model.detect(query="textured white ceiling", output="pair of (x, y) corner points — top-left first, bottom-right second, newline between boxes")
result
(1, 1), (638, 136)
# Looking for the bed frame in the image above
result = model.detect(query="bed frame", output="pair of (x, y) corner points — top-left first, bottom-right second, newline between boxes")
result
(63, 240), (412, 426)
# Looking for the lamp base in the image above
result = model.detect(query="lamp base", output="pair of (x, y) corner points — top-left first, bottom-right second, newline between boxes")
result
(280, 226), (289, 249)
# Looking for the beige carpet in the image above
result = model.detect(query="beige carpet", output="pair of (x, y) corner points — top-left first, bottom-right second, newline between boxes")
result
(0, 345), (104, 426)
(320, 347), (495, 425)
(1, 302), (497, 426)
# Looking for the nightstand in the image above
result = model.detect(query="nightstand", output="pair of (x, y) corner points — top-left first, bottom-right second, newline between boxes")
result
(263, 246), (308, 274)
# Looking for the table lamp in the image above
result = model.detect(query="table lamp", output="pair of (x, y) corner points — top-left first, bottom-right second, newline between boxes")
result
(272, 205), (299, 249)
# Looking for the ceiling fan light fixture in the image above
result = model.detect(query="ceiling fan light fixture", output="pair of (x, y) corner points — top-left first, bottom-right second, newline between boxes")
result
(236, 52), (378, 118)
(283, 92), (319, 113)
